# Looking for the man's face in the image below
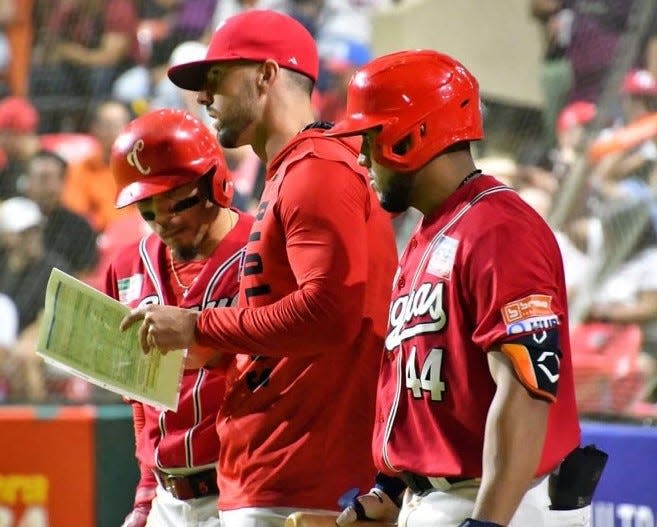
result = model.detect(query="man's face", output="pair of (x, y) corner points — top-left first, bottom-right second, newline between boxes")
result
(24, 157), (65, 212)
(359, 130), (413, 213)
(197, 62), (261, 149)
(136, 181), (216, 260)
(2, 227), (43, 262)
(91, 103), (131, 153)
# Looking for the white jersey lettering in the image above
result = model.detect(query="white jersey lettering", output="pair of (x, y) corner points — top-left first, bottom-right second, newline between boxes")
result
(386, 282), (446, 350)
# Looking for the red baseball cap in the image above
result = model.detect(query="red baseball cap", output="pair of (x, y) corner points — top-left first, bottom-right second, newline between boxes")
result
(622, 69), (657, 96)
(556, 101), (596, 133)
(168, 9), (319, 91)
(0, 96), (39, 134)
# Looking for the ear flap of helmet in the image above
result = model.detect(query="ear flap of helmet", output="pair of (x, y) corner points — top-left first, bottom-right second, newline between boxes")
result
(373, 114), (432, 172)
(209, 166), (235, 208)
(199, 163), (234, 208)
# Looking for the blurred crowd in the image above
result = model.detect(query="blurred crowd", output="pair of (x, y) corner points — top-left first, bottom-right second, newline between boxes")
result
(1, 0), (657, 422)
(0, 0), (397, 404)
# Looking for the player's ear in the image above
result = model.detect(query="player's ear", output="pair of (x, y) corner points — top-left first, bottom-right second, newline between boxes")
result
(257, 60), (279, 92)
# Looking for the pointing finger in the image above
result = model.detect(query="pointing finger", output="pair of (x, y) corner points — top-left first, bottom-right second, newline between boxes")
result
(120, 308), (147, 332)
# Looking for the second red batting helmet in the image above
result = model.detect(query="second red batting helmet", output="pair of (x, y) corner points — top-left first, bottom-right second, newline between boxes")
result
(111, 109), (234, 208)
(327, 49), (484, 172)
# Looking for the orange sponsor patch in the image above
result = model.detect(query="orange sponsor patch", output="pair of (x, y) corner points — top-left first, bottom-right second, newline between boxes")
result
(502, 294), (554, 325)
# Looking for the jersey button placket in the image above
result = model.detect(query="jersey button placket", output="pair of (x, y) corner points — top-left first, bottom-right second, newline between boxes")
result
(397, 276), (405, 290)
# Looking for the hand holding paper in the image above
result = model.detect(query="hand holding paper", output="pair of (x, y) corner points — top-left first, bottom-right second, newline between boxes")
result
(37, 268), (185, 410)
(120, 304), (199, 354)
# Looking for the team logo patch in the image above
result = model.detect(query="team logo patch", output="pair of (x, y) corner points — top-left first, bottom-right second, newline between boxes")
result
(426, 235), (459, 279)
(502, 294), (559, 335)
(118, 274), (144, 304)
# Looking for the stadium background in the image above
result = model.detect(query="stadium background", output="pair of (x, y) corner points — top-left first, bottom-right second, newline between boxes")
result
(1, 0), (657, 525)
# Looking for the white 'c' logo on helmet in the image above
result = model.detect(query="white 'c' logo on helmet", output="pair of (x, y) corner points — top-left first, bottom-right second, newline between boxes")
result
(126, 139), (151, 175)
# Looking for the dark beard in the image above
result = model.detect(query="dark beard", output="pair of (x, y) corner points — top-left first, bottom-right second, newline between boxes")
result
(218, 126), (241, 149)
(379, 176), (413, 213)
(172, 245), (198, 261)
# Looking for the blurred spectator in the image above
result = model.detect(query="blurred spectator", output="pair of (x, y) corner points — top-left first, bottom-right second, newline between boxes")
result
(60, 99), (133, 232)
(147, 0), (216, 68)
(551, 100), (597, 177)
(0, 96), (40, 200)
(39, 131), (102, 166)
(0, 0), (15, 93)
(314, 37), (371, 122)
(112, 0), (215, 117)
(0, 196), (70, 332)
(530, 0), (573, 149)
(635, 4), (657, 79)
(22, 150), (99, 276)
(294, 0), (373, 43)
(150, 40), (208, 117)
(517, 184), (591, 298)
(564, 0), (635, 104)
(0, 292), (16, 350)
(584, 226), (657, 400)
(4, 0), (30, 96)
(209, 0), (372, 44)
(0, 292), (18, 400)
(590, 70), (657, 195)
(620, 68), (657, 121)
(113, 39), (208, 121)
(29, 0), (140, 128)
(208, 0), (285, 41)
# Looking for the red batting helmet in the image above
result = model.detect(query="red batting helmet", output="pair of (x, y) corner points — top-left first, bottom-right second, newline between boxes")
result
(327, 49), (484, 172)
(111, 109), (234, 208)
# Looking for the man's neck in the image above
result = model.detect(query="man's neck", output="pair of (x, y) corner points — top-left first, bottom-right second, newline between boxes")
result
(258, 95), (316, 164)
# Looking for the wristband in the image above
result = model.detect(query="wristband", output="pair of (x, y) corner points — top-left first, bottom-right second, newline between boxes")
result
(374, 472), (406, 507)
(458, 519), (503, 527)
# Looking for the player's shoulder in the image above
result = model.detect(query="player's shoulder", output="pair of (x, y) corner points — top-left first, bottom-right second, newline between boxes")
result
(464, 182), (558, 246)
(277, 129), (362, 173)
(109, 233), (152, 272)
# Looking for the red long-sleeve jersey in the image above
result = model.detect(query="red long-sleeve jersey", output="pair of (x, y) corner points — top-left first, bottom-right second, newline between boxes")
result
(196, 130), (398, 510)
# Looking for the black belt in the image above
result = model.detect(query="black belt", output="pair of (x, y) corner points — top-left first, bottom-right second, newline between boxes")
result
(401, 472), (474, 495)
(153, 467), (219, 501)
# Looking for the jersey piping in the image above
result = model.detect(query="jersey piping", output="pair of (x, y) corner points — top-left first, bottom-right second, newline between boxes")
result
(381, 184), (514, 472)
(137, 235), (245, 469)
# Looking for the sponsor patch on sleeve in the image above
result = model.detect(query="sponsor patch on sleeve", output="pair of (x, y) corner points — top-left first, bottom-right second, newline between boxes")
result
(500, 329), (561, 401)
(501, 294), (559, 335)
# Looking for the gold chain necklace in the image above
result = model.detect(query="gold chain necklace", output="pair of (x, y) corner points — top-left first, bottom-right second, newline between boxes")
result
(168, 209), (236, 298)
(169, 254), (194, 297)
